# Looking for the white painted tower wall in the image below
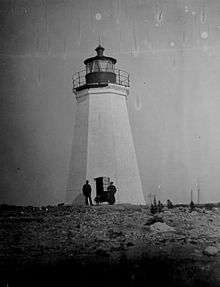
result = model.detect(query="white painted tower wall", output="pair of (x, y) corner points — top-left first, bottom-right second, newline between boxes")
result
(66, 84), (145, 205)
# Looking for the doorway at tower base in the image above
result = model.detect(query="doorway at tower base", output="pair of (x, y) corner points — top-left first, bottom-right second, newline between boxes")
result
(94, 176), (116, 205)
(71, 174), (146, 206)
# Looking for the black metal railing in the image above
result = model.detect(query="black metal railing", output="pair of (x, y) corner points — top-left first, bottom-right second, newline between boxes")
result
(115, 69), (130, 87)
(72, 68), (130, 92)
(72, 69), (86, 90)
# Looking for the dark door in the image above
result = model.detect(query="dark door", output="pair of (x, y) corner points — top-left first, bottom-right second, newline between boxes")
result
(95, 177), (104, 197)
(94, 177), (110, 202)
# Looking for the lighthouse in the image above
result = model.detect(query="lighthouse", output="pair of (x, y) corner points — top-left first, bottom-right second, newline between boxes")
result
(66, 45), (145, 205)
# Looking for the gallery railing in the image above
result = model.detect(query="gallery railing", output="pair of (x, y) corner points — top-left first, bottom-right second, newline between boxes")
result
(72, 68), (130, 92)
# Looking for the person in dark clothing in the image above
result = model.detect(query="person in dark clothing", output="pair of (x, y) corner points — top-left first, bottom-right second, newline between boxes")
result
(189, 200), (195, 212)
(107, 182), (117, 205)
(82, 180), (93, 206)
(150, 203), (157, 214)
(167, 199), (173, 209)
(157, 200), (164, 213)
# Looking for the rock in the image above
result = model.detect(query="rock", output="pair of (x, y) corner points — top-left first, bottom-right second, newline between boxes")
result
(163, 207), (169, 211)
(95, 248), (109, 257)
(190, 211), (198, 216)
(176, 235), (186, 242)
(122, 204), (143, 212)
(203, 246), (219, 256)
(110, 244), (122, 251)
(206, 210), (212, 214)
(126, 241), (135, 247)
(150, 222), (175, 233)
(188, 239), (198, 245)
(110, 205), (126, 211)
(107, 228), (124, 239)
(144, 215), (163, 226)
(213, 207), (220, 213)
(158, 238), (167, 243)
(215, 242), (220, 251)
(163, 210), (172, 215)
(193, 249), (203, 257)
(178, 207), (188, 212)
(141, 226), (150, 232)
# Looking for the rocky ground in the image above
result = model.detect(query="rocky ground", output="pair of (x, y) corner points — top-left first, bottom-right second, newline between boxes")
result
(0, 203), (220, 287)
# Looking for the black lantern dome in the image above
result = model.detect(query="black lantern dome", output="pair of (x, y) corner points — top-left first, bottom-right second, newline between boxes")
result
(84, 45), (117, 85)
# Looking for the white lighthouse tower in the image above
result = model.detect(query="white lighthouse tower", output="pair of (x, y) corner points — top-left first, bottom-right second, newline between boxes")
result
(67, 45), (145, 205)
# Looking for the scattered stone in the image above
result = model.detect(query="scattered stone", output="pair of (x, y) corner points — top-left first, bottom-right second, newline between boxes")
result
(110, 205), (126, 211)
(163, 210), (172, 215)
(175, 235), (186, 243)
(178, 207), (188, 212)
(95, 248), (109, 257)
(188, 239), (198, 245)
(158, 238), (167, 243)
(150, 222), (175, 233)
(215, 242), (220, 251)
(144, 215), (163, 226)
(193, 249), (202, 257)
(162, 207), (169, 211)
(213, 207), (220, 213)
(126, 241), (135, 247)
(141, 225), (150, 232)
(107, 228), (124, 239)
(1, 202), (220, 284)
(203, 246), (219, 256)
(205, 210), (213, 214)
(190, 211), (198, 216)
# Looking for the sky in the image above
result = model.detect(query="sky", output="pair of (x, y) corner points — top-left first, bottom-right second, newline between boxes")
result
(1, 0), (220, 206)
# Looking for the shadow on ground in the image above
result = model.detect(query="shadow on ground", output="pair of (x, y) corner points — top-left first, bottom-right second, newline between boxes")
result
(2, 254), (219, 287)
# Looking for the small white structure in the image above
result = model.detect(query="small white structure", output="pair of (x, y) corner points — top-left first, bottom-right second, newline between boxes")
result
(66, 45), (145, 205)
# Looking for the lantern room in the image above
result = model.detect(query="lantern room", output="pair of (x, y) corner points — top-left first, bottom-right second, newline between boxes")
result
(72, 45), (130, 92)
(84, 45), (117, 85)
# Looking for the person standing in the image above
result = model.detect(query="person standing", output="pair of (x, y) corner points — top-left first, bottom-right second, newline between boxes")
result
(107, 181), (117, 205)
(82, 180), (93, 206)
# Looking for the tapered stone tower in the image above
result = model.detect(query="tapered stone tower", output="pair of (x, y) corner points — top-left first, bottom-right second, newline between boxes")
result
(66, 45), (145, 205)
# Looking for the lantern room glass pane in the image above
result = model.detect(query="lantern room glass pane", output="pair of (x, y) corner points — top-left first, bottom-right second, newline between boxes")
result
(86, 60), (115, 73)
(86, 62), (93, 74)
(99, 60), (107, 71)
(106, 61), (114, 72)
(92, 61), (99, 72)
